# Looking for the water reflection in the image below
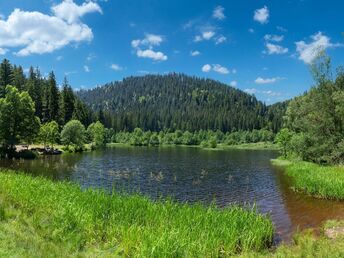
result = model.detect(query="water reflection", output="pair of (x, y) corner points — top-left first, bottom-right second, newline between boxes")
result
(0, 146), (343, 242)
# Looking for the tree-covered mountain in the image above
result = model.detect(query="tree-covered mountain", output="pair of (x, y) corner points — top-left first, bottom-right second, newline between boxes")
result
(78, 74), (287, 132)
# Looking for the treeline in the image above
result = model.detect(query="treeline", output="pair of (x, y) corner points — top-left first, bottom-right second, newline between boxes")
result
(112, 128), (275, 148)
(0, 86), (106, 157)
(78, 74), (286, 133)
(0, 59), (94, 126)
(276, 55), (344, 164)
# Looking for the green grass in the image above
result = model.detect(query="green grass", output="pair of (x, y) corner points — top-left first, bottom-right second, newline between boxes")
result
(0, 170), (274, 257)
(271, 159), (344, 200)
(107, 142), (278, 151)
(218, 142), (278, 151)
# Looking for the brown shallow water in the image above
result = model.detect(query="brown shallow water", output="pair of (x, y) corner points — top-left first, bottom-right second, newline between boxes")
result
(0, 146), (343, 242)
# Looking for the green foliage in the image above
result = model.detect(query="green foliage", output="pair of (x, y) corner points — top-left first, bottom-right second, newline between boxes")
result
(275, 128), (293, 158)
(78, 74), (286, 132)
(112, 128), (275, 148)
(283, 55), (344, 164)
(0, 171), (274, 256)
(272, 160), (344, 200)
(0, 59), (12, 98)
(0, 86), (40, 148)
(61, 120), (86, 151)
(87, 121), (105, 147)
(0, 59), (94, 127)
(39, 121), (59, 148)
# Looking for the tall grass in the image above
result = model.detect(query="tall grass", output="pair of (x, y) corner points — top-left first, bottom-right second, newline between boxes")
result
(0, 170), (273, 257)
(272, 159), (344, 200)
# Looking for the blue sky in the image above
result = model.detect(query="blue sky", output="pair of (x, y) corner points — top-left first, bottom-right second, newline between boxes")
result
(0, 0), (343, 103)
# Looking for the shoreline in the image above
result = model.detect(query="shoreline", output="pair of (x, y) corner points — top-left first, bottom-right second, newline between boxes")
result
(107, 142), (278, 151)
(271, 158), (344, 200)
(0, 169), (343, 257)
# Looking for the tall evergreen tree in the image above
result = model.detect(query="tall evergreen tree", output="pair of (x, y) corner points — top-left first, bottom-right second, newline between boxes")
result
(26, 67), (44, 119)
(44, 72), (60, 122)
(0, 59), (13, 98)
(61, 77), (75, 124)
(11, 65), (26, 91)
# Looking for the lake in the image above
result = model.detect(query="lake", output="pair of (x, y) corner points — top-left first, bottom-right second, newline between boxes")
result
(1, 146), (343, 242)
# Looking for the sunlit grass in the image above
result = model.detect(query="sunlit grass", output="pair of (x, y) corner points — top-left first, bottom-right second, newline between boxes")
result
(272, 159), (344, 200)
(0, 170), (273, 257)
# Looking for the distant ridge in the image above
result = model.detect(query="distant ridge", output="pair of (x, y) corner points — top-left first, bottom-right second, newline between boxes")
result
(77, 73), (287, 132)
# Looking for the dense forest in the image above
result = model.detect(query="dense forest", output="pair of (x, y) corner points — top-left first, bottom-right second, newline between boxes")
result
(0, 59), (94, 127)
(78, 74), (287, 132)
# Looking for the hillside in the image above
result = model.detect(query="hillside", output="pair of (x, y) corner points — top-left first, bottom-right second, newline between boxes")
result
(78, 73), (286, 132)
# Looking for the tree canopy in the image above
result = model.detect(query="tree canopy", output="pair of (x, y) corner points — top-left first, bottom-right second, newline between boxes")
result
(282, 55), (344, 164)
(0, 86), (40, 148)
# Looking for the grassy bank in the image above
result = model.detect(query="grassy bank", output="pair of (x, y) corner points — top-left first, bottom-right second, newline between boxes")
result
(271, 159), (344, 200)
(0, 170), (273, 257)
(107, 142), (278, 151)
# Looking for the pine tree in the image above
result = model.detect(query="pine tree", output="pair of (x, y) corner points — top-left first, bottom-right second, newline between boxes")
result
(26, 67), (44, 120)
(0, 59), (13, 98)
(61, 77), (75, 124)
(44, 72), (60, 122)
(11, 65), (26, 91)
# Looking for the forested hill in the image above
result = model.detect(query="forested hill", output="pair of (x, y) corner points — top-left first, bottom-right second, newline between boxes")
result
(78, 74), (287, 132)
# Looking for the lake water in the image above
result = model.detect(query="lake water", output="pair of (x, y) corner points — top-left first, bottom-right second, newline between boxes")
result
(1, 146), (343, 242)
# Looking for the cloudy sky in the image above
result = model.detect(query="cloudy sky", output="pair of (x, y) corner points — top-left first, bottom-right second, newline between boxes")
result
(0, 0), (343, 103)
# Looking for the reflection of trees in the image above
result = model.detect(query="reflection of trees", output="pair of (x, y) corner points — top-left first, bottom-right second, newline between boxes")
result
(273, 165), (344, 238)
(0, 153), (84, 181)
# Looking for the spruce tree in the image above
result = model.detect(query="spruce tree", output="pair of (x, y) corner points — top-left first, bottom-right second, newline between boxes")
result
(61, 77), (75, 124)
(0, 59), (13, 98)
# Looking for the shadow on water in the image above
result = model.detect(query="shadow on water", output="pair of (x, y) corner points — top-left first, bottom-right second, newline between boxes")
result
(0, 146), (343, 242)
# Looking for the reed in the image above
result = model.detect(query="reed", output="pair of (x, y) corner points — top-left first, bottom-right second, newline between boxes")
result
(0, 170), (273, 257)
(272, 159), (344, 200)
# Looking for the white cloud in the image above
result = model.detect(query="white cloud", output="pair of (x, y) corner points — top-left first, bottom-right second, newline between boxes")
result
(194, 31), (215, 42)
(213, 6), (225, 20)
(194, 35), (203, 42)
(262, 90), (282, 97)
(265, 43), (288, 55)
(230, 80), (237, 87)
(52, 0), (102, 24)
(131, 34), (163, 48)
(190, 50), (201, 56)
(244, 88), (281, 97)
(295, 32), (341, 64)
(201, 64), (232, 74)
(86, 53), (96, 61)
(254, 77), (281, 84)
(110, 64), (123, 71)
(276, 26), (287, 32)
(213, 64), (229, 74)
(248, 28), (254, 33)
(264, 34), (284, 42)
(215, 35), (226, 45)
(254, 6), (269, 24)
(202, 31), (215, 40)
(244, 88), (258, 94)
(0, 48), (8, 55)
(84, 65), (90, 72)
(202, 64), (212, 72)
(131, 34), (167, 61)
(136, 49), (167, 61)
(56, 55), (63, 61)
(0, 3), (100, 56)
